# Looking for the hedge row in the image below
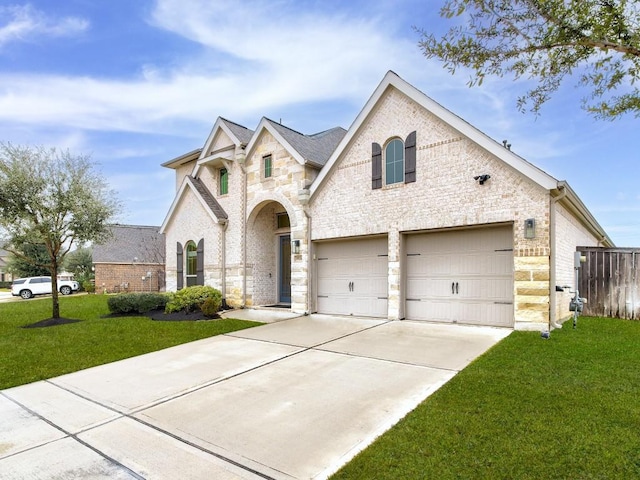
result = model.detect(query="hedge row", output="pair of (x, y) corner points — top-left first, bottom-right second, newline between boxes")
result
(106, 286), (223, 316)
(107, 293), (169, 314)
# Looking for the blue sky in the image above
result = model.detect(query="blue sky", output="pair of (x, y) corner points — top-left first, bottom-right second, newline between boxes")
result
(1, 0), (638, 246)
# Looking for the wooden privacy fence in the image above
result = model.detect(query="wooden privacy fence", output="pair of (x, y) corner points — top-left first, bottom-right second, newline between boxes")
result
(577, 247), (640, 320)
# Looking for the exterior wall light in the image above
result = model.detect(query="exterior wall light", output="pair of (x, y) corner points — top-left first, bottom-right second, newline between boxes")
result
(525, 218), (536, 239)
(474, 174), (491, 185)
(292, 240), (301, 254)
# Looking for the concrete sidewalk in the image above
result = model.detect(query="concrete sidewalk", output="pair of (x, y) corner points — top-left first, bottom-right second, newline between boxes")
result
(0, 313), (510, 479)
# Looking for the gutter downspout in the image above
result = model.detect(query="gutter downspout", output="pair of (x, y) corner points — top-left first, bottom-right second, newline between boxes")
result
(220, 219), (229, 309)
(302, 205), (312, 315)
(549, 185), (567, 330)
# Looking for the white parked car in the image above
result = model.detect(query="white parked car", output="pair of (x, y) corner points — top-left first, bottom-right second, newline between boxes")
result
(11, 276), (79, 299)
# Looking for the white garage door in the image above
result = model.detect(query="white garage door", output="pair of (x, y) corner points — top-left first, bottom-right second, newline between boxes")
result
(316, 237), (388, 317)
(405, 226), (513, 327)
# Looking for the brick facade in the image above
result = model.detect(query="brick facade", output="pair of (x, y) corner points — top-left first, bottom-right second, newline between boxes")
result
(160, 72), (611, 331)
(95, 263), (165, 293)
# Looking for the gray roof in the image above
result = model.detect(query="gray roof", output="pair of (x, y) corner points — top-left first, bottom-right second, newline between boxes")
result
(188, 176), (228, 220)
(266, 119), (347, 167)
(93, 225), (165, 264)
(220, 118), (254, 145)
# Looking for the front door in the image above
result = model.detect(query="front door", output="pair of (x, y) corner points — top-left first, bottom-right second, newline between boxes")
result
(279, 235), (291, 304)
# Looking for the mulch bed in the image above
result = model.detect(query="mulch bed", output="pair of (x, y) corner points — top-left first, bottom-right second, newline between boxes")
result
(22, 318), (83, 328)
(23, 309), (219, 328)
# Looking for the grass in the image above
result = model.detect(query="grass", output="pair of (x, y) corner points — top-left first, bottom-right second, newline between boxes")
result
(0, 294), (261, 389)
(332, 317), (640, 480)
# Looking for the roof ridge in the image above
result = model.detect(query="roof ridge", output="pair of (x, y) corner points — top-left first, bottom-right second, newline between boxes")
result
(263, 117), (307, 137)
(310, 126), (347, 138)
(220, 117), (252, 131)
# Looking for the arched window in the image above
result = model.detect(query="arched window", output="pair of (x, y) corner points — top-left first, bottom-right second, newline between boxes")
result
(385, 138), (404, 185)
(185, 241), (197, 286)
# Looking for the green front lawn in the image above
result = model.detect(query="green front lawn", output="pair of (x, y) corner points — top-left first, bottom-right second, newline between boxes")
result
(333, 317), (640, 480)
(0, 295), (261, 389)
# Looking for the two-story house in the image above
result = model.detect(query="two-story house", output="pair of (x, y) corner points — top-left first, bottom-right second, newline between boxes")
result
(160, 71), (613, 331)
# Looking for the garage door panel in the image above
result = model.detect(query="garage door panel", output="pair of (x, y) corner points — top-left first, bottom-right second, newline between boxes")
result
(405, 226), (514, 327)
(407, 277), (452, 299)
(316, 237), (388, 318)
(406, 300), (459, 322)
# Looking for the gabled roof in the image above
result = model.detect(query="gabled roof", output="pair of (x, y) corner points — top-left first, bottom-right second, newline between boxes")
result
(245, 118), (346, 168)
(309, 70), (613, 247)
(189, 176), (228, 220)
(199, 117), (254, 161)
(311, 71), (559, 198)
(161, 148), (202, 169)
(93, 225), (165, 264)
(160, 175), (227, 233)
(220, 117), (254, 145)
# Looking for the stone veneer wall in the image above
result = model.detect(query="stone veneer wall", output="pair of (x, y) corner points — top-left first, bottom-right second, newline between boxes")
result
(243, 129), (316, 313)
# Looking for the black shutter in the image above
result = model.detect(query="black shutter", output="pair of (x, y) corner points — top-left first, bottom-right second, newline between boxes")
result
(176, 242), (183, 290)
(405, 131), (416, 183)
(196, 239), (204, 285)
(372, 142), (382, 189)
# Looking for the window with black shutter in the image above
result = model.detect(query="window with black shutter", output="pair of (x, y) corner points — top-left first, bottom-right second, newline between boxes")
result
(405, 131), (416, 183)
(196, 239), (204, 285)
(176, 242), (183, 290)
(372, 142), (382, 189)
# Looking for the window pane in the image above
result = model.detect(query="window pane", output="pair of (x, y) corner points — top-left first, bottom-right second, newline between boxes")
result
(385, 139), (404, 185)
(186, 242), (197, 275)
(220, 168), (228, 195)
(264, 155), (272, 178)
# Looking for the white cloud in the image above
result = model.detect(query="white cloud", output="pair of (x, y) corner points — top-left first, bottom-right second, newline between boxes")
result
(0, 4), (89, 48)
(0, 0), (429, 135)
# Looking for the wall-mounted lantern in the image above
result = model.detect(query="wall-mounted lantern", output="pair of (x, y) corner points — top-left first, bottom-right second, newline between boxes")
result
(292, 240), (301, 254)
(474, 174), (491, 185)
(524, 218), (536, 239)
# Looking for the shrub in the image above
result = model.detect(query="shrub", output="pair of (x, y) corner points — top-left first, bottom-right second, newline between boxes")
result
(107, 292), (169, 314)
(200, 296), (222, 317)
(165, 286), (222, 314)
(83, 280), (95, 293)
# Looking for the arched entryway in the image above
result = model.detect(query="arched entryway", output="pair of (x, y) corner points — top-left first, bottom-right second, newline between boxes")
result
(246, 201), (291, 306)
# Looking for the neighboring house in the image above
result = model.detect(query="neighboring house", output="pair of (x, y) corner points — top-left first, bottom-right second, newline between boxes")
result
(160, 71), (613, 331)
(93, 225), (165, 293)
(0, 245), (12, 284)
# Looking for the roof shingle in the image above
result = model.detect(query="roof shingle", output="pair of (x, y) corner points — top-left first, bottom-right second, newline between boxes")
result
(93, 225), (165, 264)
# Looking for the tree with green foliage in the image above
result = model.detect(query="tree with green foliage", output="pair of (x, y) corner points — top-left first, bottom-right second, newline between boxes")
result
(64, 245), (94, 289)
(0, 143), (120, 319)
(417, 0), (640, 118)
(6, 241), (50, 278)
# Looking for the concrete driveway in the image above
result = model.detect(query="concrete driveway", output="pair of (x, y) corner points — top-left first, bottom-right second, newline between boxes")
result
(0, 313), (510, 479)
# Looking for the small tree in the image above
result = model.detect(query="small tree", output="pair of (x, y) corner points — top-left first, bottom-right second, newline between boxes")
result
(0, 143), (120, 319)
(64, 245), (94, 290)
(6, 241), (50, 278)
(416, 0), (640, 118)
